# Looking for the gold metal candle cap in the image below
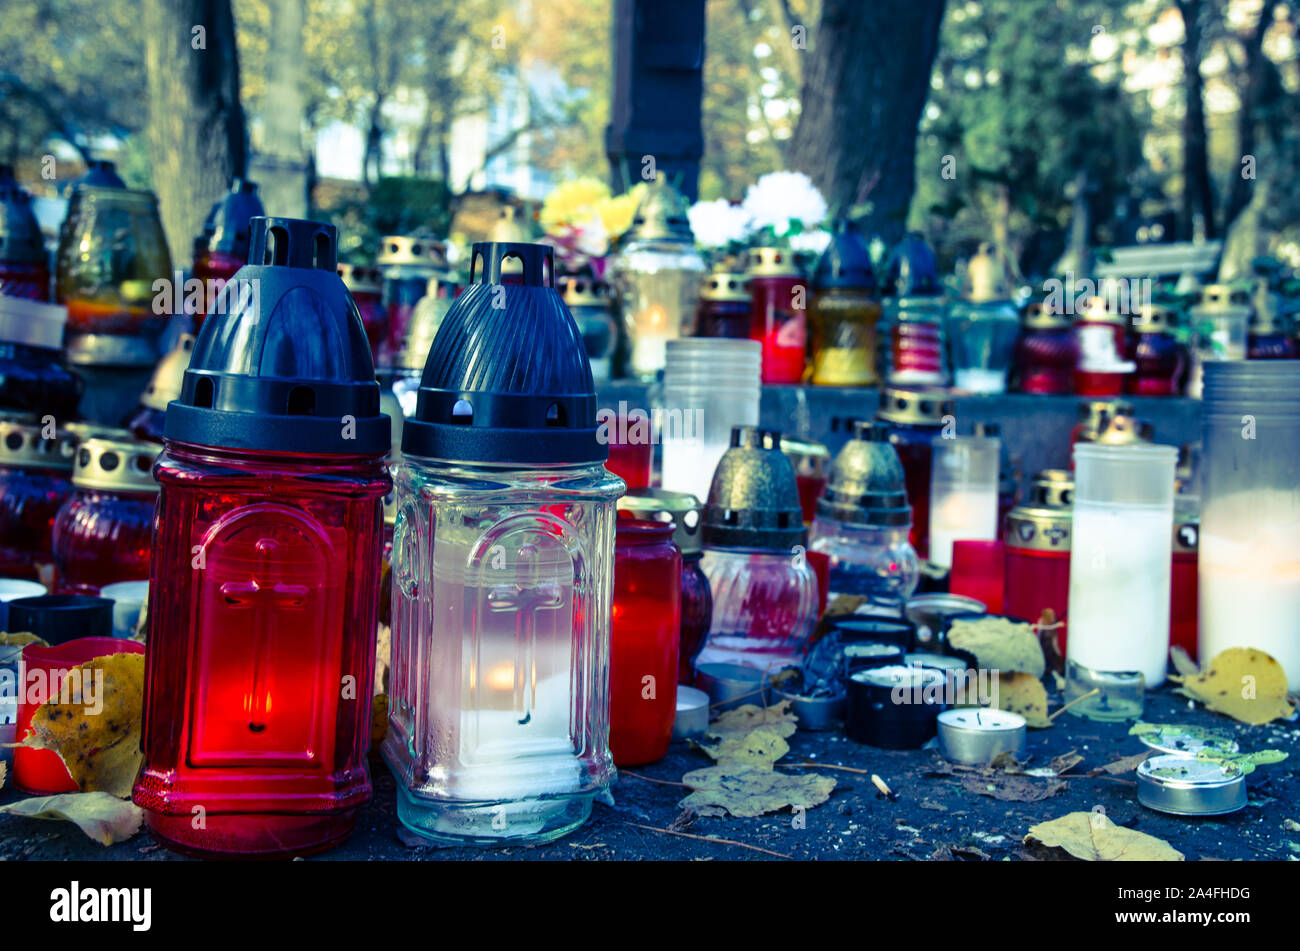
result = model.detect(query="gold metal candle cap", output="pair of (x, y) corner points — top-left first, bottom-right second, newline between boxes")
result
(876, 386), (954, 426)
(338, 263), (383, 295)
(1021, 301), (1070, 329)
(1133, 303), (1176, 334)
(1198, 283), (1249, 310)
(702, 426), (805, 551)
(745, 246), (802, 278)
(71, 437), (160, 493)
(700, 271), (750, 302)
(140, 334), (196, 411)
(1075, 295), (1126, 325)
(618, 488), (704, 555)
(0, 419), (76, 470)
(558, 274), (611, 309)
(1095, 413), (1154, 447)
(1029, 469), (1073, 509)
(1006, 469), (1072, 552)
(1075, 399), (1134, 441)
(377, 234), (449, 270)
(780, 435), (830, 479)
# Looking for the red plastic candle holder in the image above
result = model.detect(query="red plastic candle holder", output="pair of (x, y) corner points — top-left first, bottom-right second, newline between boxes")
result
(949, 539), (1005, 614)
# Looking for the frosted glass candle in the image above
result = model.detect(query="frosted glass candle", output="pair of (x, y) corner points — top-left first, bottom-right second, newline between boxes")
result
(1066, 443), (1177, 692)
(928, 436), (1001, 568)
(1199, 491), (1300, 691)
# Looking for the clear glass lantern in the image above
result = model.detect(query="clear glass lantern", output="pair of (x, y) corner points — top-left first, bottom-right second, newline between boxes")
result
(607, 177), (705, 380)
(386, 242), (623, 846)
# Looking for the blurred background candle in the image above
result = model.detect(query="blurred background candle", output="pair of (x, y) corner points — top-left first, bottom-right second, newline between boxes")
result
(0, 418), (77, 583)
(695, 268), (751, 339)
(877, 233), (949, 387)
(338, 262), (389, 362)
(780, 436), (830, 525)
(0, 165), (51, 301)
(745, 246), (806, 384)
(1198, 360), (1300, 690)
(1128, 303), (1185, 396)
(1013, 301), (1076, 395)
(559, 274), (619, 383)
(928, 435), (1001, 569)
(191, 178), (264, 330)
(1002, 470), (1073, 648)
(608, 177), (705, 380)
(610, 519), (680, 766)
(1066, 442), (1177, 710)
(659, 338), (761, 504)
(1072, 295), (1134, 397)
(1247, 280), (1297, 359)
(1186, 284), (1250, 399)
(876, 386), (953, 560)
(946, 244), (1018, 394)
(807, 221), (879, 386)
(376, 233), (450, 367)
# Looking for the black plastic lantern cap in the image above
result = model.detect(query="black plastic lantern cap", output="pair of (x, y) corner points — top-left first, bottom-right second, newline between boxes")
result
(165, 216), (390, 455)
(882, 232), (941, 297)
(202, 179), (265, 259)
(0, 166), (46, 265)
(812, 221), (875, 292)
(75, 160), (127, 190)
(402, 241), (604, 466)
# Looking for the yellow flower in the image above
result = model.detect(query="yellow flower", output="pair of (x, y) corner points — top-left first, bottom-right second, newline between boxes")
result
(541, 178), (612, 232)
(595, 185), (645, 240)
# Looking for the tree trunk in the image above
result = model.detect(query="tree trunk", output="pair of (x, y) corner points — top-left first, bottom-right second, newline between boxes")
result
(789, 0), (946, 245)
(1177, 0), (1216, 240)
(1223, 3), (1277, 229)
(143, 0), (247, 265)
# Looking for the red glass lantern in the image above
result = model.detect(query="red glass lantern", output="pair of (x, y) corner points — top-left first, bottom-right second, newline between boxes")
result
(1002, 471), (1072, 652)
(0, 419), (77, 583)
(875, 386), (953, 560)
(746, 248), (806, 384)
(604, 407), (653, 489)
(1013, 303), (1076, 395)
(192, 179), (264, 330)
(133, 217), (391, 858)
(697, 271), (751, 339)
(611, 519), (681, 766)
(1073, 297), (1134, 397)
(51, 435), (159, 595)
(1170, 517), (1199, 661)
(1128, 304), (1184, 396)
(617, 489), (713, 686)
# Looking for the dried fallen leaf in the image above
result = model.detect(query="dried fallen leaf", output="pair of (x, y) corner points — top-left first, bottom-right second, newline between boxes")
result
(960, 772), (1067, 803)
(1091, 752), (1151, 776)
(0, 792), (142, 845)
(706, 700), (797, 740)
(1169, 645), (1200, 678)
(1048, 751), (1084, 775)
(1026, 811), (1183, 861)
(15, 652), (144, 797)
(370, 693), (389, 746)
(949, 616), (1045, 678)
(680, 766), (835, 818)
(993, 672), (1052, 728)
(0, 761), (6, 790)
(699, 725), (790, 768)
(1171, 648), (1295, 725)
(0, 631), (48, 649)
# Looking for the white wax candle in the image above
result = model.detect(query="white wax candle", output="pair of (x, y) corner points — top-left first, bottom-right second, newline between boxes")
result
(662, 438), (729, 507)
(1067, 501), (1172, 687)
(1200, 517), (1300, 691)
(928, 486), (999, 568)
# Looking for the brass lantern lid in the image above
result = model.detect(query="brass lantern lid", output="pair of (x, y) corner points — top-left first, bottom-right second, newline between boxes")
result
(700, 271), (750, 302)
(876, 386), (954, 427)
(338, 263), (383, 295)
(558, 274), (611, 309)
(780, 435), (830, 478)
(1095, 413), (1154, 447)
(72, 437), (160, 493)
(618, 488), (704, 555)
(376, 234), (448, 271)
(0, 419), (76, 470)
(1022, 301), (1070, 330)
(702, 426), (805, 551)
(964, 244), (1008, 303)
(1198, 283), (1250, 310)
(1075, 399), (1134, 441)
(745, 246), (801, 279)
(1133, 303), (1177, 334)
(1005, 469), (1073, 553)
(140, 334), (196, 411)
(816, 421), (911, 528)
(624, 176), (694, 244)
(1076, 295), (1126, 325)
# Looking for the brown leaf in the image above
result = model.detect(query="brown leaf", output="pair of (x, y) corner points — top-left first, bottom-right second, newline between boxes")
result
(1090, 752), (1150, 776)
(1048, 751), (1084, 775)
(680, 766), (836, 818)
(960, 772), (1067, 803)
(994, 672), (1052, 728)
(949, 616), (1045, 678)
(0, 792), (142, 845)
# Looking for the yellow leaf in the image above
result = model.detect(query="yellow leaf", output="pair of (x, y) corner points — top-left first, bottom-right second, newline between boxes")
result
(1026, 811), (1184, 861)
(0, 792), (142, 846)
(949, 616), (1045, 678)
(16, 652), (144, 798)
(700, 724), (791, 768)
(681, 766), (835, 818)
(1171, 648), (1295, 725)
(707, 700), (797, 740)
(993, 672), (1052, 728)
(0, 631), (48, 649)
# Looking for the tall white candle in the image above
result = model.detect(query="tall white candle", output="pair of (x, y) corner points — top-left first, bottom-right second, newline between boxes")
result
(928, 486), (999, 568)
(1067, 501), (1172, 687)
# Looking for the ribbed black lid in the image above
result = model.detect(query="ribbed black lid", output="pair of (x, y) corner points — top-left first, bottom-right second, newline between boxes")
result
(401, 241), (604, 465)
(0, 165), (46, 265)
(199, 178), (265, 258)
(882, 232), (941, 297)
(812, 221), (875, 292)
(164, 216), (390, 455)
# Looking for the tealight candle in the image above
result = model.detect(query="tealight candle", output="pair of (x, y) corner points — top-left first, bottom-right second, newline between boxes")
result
(845, 664), (946, 749)
(936, 708), (1026, 764)
(1136, 754), (1246, 816)
(673, 686), (709, 740)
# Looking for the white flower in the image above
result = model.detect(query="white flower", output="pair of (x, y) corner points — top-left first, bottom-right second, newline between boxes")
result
(742, 171), (828, 236)
(788, 229), (832, 255)
(687, 198), (752, 248)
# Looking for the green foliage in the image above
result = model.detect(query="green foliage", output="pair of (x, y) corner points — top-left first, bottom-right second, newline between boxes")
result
(315, 176), (453, 262)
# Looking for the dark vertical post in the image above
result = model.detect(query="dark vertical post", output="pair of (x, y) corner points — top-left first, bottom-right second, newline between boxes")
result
(606, 0), (705, 201)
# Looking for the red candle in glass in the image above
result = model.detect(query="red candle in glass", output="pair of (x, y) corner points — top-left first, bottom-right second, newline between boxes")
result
(133, 217), (391, 858)
(746, 248), (806, 384)
(14, 636), (144, 794)
(1127, 305), (1184, 396)
(1002, 474), (1072, 651)
(949, 539), (1005, 614)
(604, 408), (653, 489)
(610, 519), (680, 766)
(1013, 303), (1076, 395)
(1073, 298), (1132, 397)
(339, 263), (388, 361)
(1170, 520), (1199, 661)
(51, 436), (158, 595)
(0, 421), (77, 582)
(876, 386), (952, 560)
